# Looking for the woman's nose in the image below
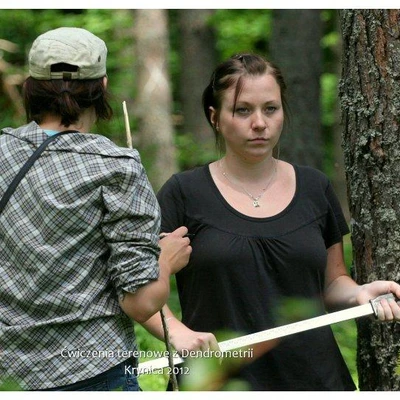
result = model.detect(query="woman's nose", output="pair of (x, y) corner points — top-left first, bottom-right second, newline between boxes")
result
(251, 111), (267, 131)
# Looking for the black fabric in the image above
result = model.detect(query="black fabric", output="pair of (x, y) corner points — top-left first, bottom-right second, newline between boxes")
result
(157, 163), (356, 391)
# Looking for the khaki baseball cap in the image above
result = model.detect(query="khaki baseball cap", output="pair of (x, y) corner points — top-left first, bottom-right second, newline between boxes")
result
(28, 27), (107, 80)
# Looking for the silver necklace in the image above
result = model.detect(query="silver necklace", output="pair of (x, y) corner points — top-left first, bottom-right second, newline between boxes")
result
(220, 159), (277, 208)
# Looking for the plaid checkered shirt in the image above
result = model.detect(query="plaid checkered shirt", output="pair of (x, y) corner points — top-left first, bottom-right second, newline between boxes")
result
(0, 122), (161, 390)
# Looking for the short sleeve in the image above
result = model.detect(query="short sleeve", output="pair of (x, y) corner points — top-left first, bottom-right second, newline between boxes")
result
(323, 181), (350, 248)
(157, 174), (186, 233)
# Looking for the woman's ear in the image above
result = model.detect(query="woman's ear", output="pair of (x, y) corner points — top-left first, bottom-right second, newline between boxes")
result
(209, 106), (218, 131)
(103, 76), (108, 88)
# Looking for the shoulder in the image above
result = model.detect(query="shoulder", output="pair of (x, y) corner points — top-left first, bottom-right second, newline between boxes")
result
(2, 122), (140, 162)
(157, 165), (210, 203)
(58, 133), (141, 161)
(175, 164), (208, 179)
(295, 163), (328, 181)
(294, 163), (330, 190)
(292, 164), (343, 214)
(162, 164), (208, 188)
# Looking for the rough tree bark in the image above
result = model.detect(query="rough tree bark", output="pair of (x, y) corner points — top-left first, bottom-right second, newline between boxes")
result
(134, 9), (178, 191)
(339, 9), (400, 390)
(269, 9), (323, 169)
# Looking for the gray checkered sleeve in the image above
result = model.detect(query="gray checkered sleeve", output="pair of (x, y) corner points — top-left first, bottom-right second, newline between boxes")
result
(102, 156), (161, 299)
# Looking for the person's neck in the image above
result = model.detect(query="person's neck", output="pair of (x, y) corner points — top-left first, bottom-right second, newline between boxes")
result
(39, 108), (96, 133)
(222, 155), (276, 184)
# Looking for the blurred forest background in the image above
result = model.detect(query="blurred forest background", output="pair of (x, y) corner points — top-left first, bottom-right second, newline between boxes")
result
(0, 9), (358, 390)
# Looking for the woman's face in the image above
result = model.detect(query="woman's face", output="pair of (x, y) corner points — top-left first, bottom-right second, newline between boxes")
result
(210, 73), (284, 163)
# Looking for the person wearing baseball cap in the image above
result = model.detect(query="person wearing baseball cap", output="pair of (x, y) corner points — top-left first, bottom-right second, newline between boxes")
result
(0, 27), (191, 391)
(28, 27), (107, 80)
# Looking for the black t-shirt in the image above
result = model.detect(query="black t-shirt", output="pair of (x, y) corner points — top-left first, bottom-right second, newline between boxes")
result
(157, 163), (356, 391)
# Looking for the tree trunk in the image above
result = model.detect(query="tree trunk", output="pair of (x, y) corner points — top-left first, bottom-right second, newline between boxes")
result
(269, 9), (323, 169)
(177, 9), (217, 167)
(339, 9), (400, 391)
(133, 9), (177, 191)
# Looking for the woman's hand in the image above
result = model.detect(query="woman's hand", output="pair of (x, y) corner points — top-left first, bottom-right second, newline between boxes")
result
(168, 322), (220, 355)
(356, 281), (400, 321)
(158, 226), (192, 275)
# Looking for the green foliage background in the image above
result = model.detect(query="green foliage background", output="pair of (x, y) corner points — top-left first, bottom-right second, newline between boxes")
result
(0, 9), (358, 391)
(0, 9), (341, 172)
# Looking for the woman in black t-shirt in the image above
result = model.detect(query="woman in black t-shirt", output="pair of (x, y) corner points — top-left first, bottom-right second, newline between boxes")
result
(142, 53), (400, 391)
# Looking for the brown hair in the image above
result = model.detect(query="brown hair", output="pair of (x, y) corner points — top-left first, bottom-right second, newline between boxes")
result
(23, 67), (113, 127)
(202, 53), (289, 151)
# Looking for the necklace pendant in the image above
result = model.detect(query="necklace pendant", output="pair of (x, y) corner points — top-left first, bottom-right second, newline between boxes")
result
(253, 200), (260, 208)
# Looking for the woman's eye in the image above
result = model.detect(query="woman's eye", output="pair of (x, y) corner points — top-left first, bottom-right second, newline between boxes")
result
(235, 107), (250, 114)
(265, 106), (277, 114)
